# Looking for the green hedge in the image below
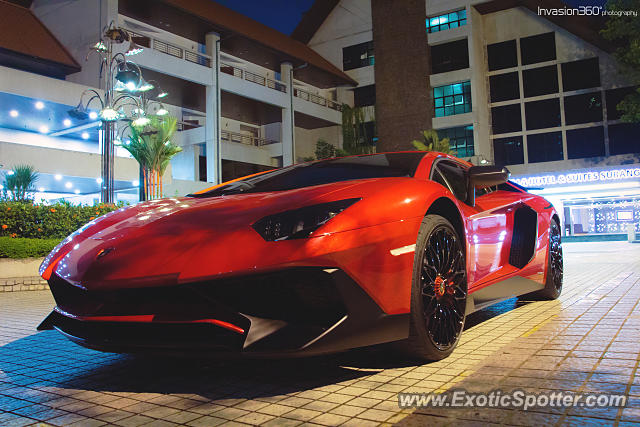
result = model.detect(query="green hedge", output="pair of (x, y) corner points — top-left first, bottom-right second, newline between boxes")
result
(0, 237), (61, 259)
(0, 201), (121, 239)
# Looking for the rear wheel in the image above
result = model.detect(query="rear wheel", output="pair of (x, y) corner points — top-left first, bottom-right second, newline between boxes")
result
(400, 215), (467, 361)
(522, 219), (563, 300)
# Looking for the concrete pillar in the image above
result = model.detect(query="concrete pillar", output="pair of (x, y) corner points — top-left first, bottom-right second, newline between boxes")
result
(205, 32), (221, 183)
(336, 86), (352, 106)
(280, 62), (295, 166)
(333, 87), (352, 149)
(170, 145), (198, 181)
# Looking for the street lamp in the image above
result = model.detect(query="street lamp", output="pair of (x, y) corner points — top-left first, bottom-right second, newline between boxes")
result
(68, 22), (164, 203)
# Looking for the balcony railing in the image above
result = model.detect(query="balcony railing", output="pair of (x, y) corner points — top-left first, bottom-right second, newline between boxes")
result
(176, 120), (202, 131)
(294, 88), (342, 111)
(220, 62), (287, 93)
(221, 130), (279, 147)
(125, 28), (341, 112)
(126, 29), (212, 68)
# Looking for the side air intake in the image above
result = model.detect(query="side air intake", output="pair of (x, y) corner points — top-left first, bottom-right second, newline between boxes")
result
(509, 205), (538, 269)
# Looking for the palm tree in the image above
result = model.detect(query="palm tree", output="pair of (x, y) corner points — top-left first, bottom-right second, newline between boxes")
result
(411, 129), (456, 155)
(120, 115), (181, 199)
(3, 165), (39, 201)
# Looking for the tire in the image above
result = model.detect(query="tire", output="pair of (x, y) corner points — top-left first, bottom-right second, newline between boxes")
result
(399, 215), (468, 361)
(523, 219), (563, 300)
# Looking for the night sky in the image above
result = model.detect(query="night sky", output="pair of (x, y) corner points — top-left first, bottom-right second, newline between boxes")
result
(215, 0), (315, 35)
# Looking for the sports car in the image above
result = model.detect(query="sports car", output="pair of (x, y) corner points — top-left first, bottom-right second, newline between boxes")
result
(37, 151), (563, 360)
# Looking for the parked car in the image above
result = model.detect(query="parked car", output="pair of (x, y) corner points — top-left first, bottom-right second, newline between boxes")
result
(38, 152), (562, 360)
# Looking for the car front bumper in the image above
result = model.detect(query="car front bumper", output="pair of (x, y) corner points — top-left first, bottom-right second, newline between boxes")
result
(38, 268), (409, 357)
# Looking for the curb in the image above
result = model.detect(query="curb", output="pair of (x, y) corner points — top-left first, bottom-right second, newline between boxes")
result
(1, 277), (49, 292)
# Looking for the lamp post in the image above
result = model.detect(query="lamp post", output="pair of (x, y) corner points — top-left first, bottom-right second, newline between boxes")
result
(69, 22), (163, 203)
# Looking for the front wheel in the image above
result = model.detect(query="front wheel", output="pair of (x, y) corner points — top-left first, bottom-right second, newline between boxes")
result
(399, 215), (467, 361)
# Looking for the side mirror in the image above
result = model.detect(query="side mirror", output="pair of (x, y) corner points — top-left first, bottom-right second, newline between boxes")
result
(467, 165), (510, 206)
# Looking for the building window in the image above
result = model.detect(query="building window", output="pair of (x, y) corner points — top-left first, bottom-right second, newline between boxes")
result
(493, 136), (524, 166)
(564, 92), (603, 125)
(522, 65), (558, 97)
(426, 9), (466, 34)
(431, 39), (469, 74)
(489, 72), (519, 103)
(566, 126), (605, 159)
(561, 58), (600, 92)
(354, 84), (375, 107)
(606, 87), (636, 121)
(487, 40), (517, 71)
(343, 41), (374, 71)
(520, 32), (556, 65)
(437, 125), (475, 157)
(525, 98), (560, 130)
(492, 104), (521, 134)
(527, 131), (563, 163)
(608, 123), (640, 155)
(433, 81), (472, 117)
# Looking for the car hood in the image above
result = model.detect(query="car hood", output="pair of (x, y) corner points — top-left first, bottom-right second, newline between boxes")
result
(41, 178), (414, 290)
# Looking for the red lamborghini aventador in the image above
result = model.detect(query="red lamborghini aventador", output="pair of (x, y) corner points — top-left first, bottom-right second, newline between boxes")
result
(38, 152), (562, 360)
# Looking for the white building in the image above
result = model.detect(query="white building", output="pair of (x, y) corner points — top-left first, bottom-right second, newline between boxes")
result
(0, 0), (356, 204)
(296, 0), (640, 238)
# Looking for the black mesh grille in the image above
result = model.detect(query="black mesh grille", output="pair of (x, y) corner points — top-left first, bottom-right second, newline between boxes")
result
(188, 268), (347, 327)
(509, 205), (538, 268)
(48, 268), (347, 331)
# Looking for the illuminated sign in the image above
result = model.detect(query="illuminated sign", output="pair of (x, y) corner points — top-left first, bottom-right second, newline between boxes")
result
(512, 167), (640, 187)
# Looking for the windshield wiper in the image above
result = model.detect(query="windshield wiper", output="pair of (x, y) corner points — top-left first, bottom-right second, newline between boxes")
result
(187, 181), (255, 198)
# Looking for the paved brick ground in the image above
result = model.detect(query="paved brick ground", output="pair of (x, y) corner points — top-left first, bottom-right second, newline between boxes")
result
(1, 242), (639, 426)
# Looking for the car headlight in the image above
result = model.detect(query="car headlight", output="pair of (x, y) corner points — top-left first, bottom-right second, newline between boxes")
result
(252, 198), (361, 241)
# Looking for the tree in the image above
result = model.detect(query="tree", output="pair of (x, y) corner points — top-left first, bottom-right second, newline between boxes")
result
(313, 138), (349, 160)
(342, 104), (375, 155)
(411, 129), (456, 155)
(601, 0), (640, 122)
(120, 115), (181, 199)
(2, 165), (38, 202)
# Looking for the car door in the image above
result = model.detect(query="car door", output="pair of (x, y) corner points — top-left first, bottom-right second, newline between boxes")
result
(431, 159), (531, 289)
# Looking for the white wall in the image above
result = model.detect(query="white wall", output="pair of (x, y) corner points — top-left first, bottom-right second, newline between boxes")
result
(307, 0), (374, 87)
(163, 178), (211, 198)
(295, 126), (342, 162)
(0, 141), (139, 181)
(0, 66), (103, 109)
(32, 0), (117, 88)
(468, 5), (491, 161)
(0, 128), (131, 158)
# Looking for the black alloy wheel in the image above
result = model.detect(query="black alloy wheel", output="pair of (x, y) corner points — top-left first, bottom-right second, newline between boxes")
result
(548, 220), (563, 291)
(421, 225), (467, 351)
(400, 215), (468, 361)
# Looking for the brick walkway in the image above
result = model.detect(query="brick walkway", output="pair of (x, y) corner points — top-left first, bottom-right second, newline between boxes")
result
(1, 242), (639, 426)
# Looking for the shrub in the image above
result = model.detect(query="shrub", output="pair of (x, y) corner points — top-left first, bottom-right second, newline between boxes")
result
(0, 200), (122, 239)
(0, 237), (61, 259)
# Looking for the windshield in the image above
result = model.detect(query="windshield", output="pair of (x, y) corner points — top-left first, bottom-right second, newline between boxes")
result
(190, 152), (426, 197)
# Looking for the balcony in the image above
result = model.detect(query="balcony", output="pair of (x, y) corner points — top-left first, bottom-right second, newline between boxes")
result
(221, 130), (278, 147)
(294, 88), (342, 111)
(126, 29), (212, 68)
(220, 62), (342, 114)
(221, 63), (287, 93)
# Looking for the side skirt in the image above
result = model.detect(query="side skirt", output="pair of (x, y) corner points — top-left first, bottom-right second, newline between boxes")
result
(466, 276), (544, 314)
